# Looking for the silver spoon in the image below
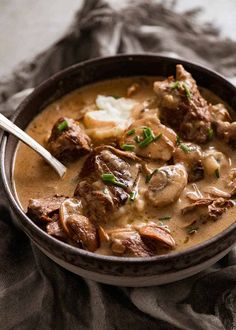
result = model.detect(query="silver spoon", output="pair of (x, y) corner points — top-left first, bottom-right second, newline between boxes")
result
(0, 113), (66, 178)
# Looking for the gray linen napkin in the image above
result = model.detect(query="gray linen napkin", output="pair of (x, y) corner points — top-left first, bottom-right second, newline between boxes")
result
(0, 1), (236, 329)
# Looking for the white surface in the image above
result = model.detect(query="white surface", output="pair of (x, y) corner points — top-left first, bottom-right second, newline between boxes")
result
(0, 0), (235, 77)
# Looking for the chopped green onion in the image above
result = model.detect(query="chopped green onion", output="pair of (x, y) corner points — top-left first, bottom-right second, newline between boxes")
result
(130, 190), (137, 201)
(146, 169), (159, 183)
(207, 127), (214, 141)
(158, 216), (171, 221)
(171, 81), (180, 89)
(143, 127), (155, 139)
(180, 143), (191, 153)
(182, 82), (192, 100)
(121, 144), (135, 152)
(101, 173), (127, 188)
(57, 120), (68, 132)
(215, 168), (220, 179)
(127, 129), (135, 136)
(138, 135), (154, 148)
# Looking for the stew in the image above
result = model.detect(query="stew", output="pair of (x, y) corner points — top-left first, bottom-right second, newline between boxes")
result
(13, 65), (236, 257)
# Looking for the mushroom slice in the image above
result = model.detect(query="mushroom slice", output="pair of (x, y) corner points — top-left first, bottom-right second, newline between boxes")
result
(145, 164), (188, 207)
(181, 197), (234, 222)
(139, 224), (175, 249)
(59, 198), (98, 252)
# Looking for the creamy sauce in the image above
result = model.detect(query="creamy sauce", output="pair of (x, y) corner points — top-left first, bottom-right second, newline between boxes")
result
(13, 76), (236, 254)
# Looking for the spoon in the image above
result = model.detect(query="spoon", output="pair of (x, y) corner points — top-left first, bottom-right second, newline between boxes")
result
(0, 113), (66, 177)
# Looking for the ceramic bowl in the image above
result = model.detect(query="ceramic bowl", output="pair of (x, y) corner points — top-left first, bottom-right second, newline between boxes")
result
(1, 54), (236, 287)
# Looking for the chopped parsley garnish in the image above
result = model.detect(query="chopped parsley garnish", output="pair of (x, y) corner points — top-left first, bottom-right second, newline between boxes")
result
(171, 81), (180, 89)
(138, 127), (162, 148)
(182, 82), (192, 99)
(130, 190), (137, 201)
(180, 143), (191, 153)
(121, 144), (135, 152)
(146, 168), (159, 183)
(101, 173), (127, 189)
(215, 168), (220, 179)
(127, 129), (135, 136)
(158, 216), (171, 221)
(171, 81), (191, 100)
(57, 120), (68, 132)
(139, 135), (154, 148)
(143, 127), (155, 139)
(207, 127), (214, 141)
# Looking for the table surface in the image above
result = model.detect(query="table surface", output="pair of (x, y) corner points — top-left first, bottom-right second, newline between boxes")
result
(0, 0), (235, 77)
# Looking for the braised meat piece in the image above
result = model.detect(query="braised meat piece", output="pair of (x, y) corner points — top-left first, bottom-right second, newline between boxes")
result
(173, 142), (204, 182)
(120, 116), (177, 161)
(46, 215), (68, 241)
(109, 228), (155, 257)
(59, 198), (98, 252)
(74, 146), (134, 224)
(154, 64), (211, 144)
(27, 195), (67, 223)
(215, 121), (236, 149)
(182, 197), (234, 222)
(47, 117), (91, 161)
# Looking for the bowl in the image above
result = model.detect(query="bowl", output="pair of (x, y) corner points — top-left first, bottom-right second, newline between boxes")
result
(1, 54), (236, 287)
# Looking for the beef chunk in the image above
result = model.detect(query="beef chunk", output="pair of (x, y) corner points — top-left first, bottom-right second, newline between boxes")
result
(109, 228), (155, 257)
(154, 64), (211, 144)
(27, 195), (67, 223)
(47, 117), (91, 161)
(46, 215), (68, 242)
(74, 146), (134, 224)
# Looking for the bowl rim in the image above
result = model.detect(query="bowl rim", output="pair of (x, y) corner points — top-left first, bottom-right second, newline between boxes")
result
(1, 53), (236, 265)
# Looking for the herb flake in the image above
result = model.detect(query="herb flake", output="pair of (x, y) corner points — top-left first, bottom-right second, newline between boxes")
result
(57, 120), (68, 132)
(182, 82), (192, 100)
(158, 216), (171, 221)
(101, 173), (127, 189)
(127, 129), (135, 136)
(180, 143), (191, 153)
(171, 81), (180, 89)
(146, 169), (159, 183)
(121, 144), (135, 152)
(208, 127), (214, 141)
(130, 190), (137, 201)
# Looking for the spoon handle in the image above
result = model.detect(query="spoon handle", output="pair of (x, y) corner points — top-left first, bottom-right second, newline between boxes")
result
(0, 113), (66, 178)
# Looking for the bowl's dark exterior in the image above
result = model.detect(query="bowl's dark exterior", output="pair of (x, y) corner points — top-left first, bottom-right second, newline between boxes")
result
(1, 55), (236, 286)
